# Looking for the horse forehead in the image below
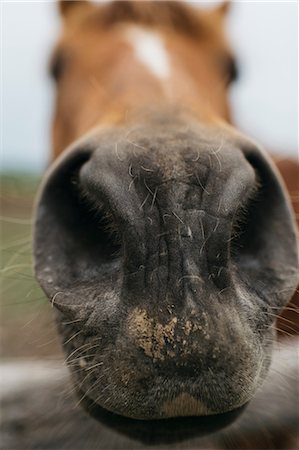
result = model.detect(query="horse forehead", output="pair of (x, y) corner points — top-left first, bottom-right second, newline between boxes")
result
(124, 25), (171, 80)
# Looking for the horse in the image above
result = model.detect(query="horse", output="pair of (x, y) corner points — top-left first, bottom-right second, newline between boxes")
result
(30, 0), (298, 446)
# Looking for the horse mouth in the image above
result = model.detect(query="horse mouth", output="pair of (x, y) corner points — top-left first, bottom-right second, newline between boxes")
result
(78, 388), (248, 444)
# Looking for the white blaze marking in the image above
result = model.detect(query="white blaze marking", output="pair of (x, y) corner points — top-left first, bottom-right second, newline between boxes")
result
(125, 26), (170, 79)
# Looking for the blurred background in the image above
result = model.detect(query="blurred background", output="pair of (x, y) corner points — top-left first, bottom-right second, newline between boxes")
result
(1, 1), (298, 362)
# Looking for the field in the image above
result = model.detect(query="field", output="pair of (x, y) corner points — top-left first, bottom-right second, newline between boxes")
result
(0, 174), (62, 359)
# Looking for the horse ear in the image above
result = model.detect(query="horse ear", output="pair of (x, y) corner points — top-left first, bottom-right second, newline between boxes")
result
(216, 1), (231, 17)
(58, 1), (91, 18)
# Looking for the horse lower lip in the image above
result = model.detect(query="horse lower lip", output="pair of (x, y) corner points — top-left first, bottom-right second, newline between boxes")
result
(78, 389), (248, 443)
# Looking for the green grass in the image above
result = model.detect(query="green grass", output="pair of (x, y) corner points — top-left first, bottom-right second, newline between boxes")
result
(1, 173), (62, 358)
(0, 173), (44, 317)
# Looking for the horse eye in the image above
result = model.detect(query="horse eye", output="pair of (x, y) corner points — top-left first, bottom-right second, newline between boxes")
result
(226, 57), (239, 84)
(49, 50), (66, 82)
(217, 54), (239, 85)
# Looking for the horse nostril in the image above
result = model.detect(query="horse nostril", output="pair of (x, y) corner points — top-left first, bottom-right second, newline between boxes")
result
(229, 146), (299, 305)
(78, 188), (122, 259)
(33, 145), (123, 302)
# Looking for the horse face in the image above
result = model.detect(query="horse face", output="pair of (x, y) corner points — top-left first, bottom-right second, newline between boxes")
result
(34, 115), (299, 419)
(50, 1), (235, 158)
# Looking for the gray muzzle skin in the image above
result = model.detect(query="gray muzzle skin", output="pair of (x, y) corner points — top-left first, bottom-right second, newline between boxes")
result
(34, 116), (299, 420)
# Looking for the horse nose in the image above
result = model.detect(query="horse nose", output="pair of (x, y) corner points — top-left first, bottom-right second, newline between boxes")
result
(33, 128), (299, 419)
(33, 130), (298, 317)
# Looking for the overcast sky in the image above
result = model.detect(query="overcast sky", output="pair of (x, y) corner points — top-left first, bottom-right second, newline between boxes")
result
(2, 1), (298, 173)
